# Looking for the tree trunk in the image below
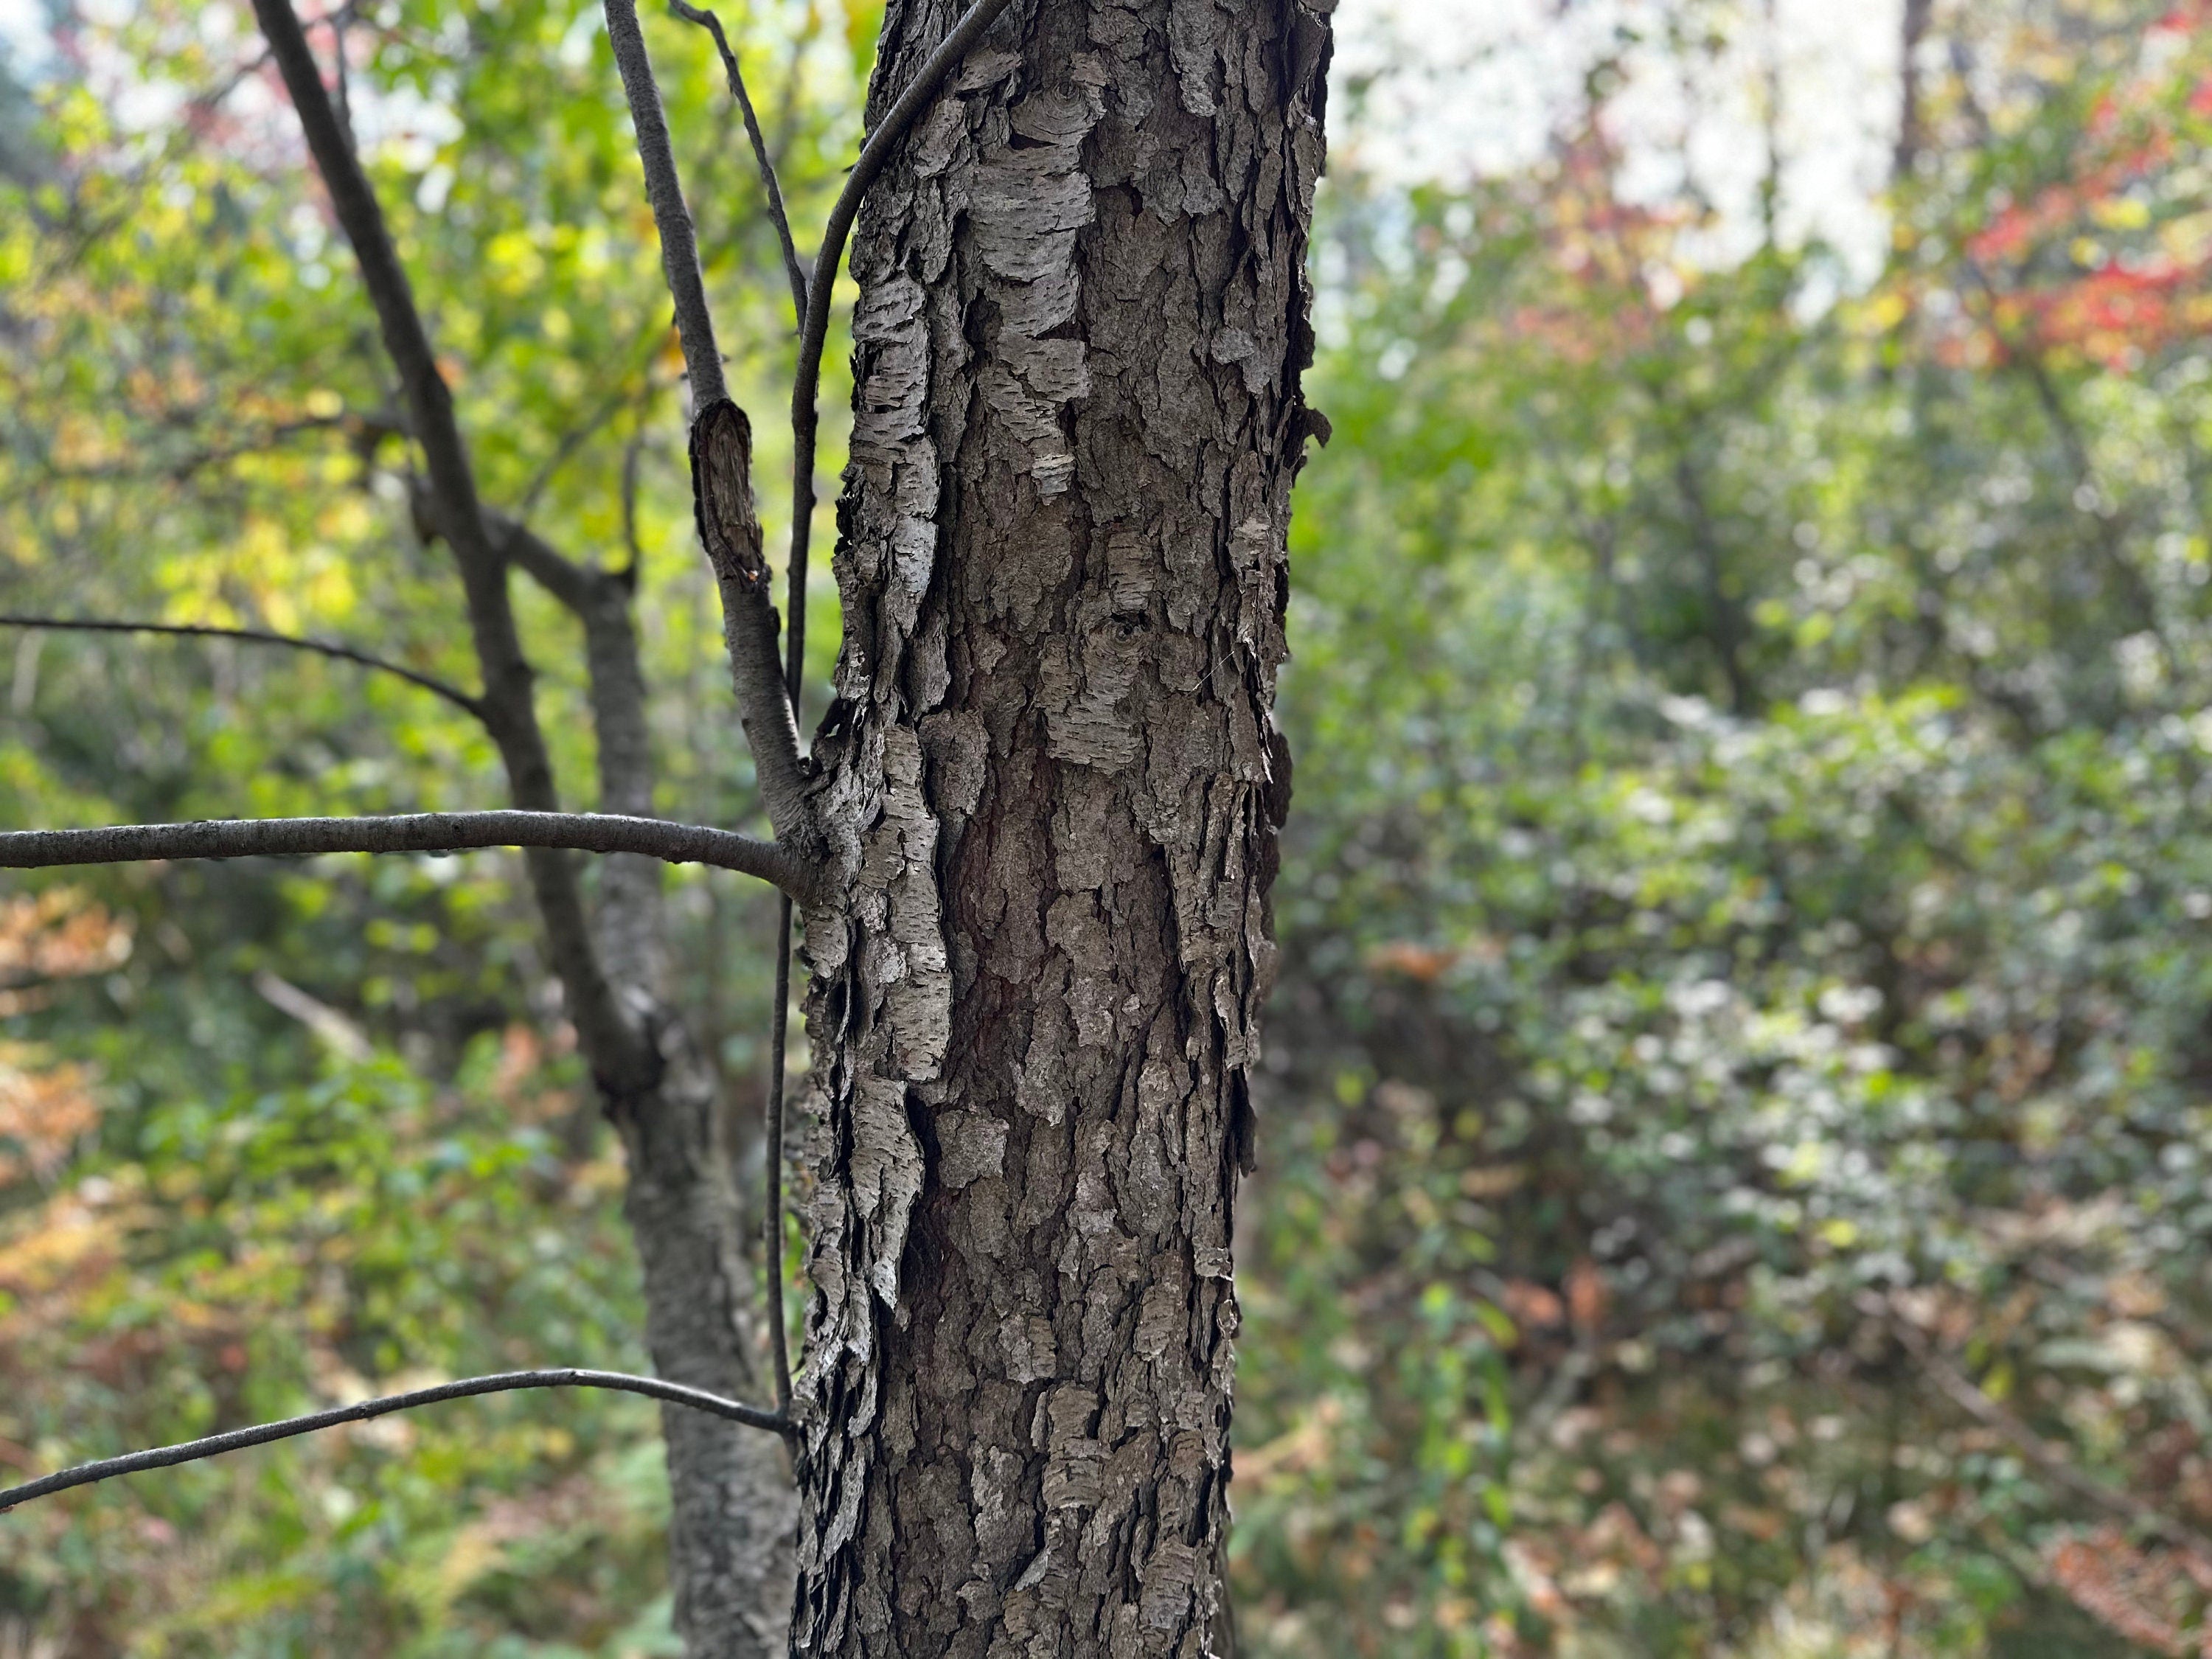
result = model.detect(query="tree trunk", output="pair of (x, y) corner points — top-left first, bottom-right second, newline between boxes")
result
(613, 1046), (796, 1658)
(518, 548), (798, 1658)
(1894, 0), (1933, 183)
(790, 0), (1329, 1650)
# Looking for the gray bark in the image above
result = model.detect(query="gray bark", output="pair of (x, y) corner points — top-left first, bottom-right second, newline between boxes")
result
(0, 810), (807, 894)
(789, 0), (1329, 1650)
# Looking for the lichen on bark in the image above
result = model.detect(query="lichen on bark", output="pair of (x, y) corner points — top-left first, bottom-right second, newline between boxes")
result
(791, 0), (1330, 1651)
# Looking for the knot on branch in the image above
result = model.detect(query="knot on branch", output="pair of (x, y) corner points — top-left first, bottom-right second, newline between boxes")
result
(690, 398), (769, 594)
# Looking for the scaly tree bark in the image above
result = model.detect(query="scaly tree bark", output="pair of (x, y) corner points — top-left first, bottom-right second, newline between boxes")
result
(0, 0), (1329, 1651)
(789, 0), (1330, 1649)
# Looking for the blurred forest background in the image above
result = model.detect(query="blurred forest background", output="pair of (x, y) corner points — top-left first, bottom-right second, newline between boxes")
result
(3, 0), (2211, 1652)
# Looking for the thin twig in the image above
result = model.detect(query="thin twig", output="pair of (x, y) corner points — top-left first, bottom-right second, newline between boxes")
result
(602, 0), (728, 406)
(1893, 1315), (2212, 1554)
(0, 614), (484, 717)
(785, 0), (1015, 723)
(669, 0), (808, 327)
(621, 420), (648, 580)
(765, 892), (793, 1411)
(0, 1367), (791, 1511)
(518, 378), (639, 518)
(0, 812), (821, 900)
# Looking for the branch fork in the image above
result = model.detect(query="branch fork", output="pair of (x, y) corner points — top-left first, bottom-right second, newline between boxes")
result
(2, 0), (1017, 1513)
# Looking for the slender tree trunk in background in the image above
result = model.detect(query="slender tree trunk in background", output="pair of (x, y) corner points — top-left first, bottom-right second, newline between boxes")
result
(590, 682), (796, 1659)
(499, 541), (798, 1658)
(611, 1013), (796, 1659)
(790, 0), (1329, 1649)
(1895, 0), (1933, 182)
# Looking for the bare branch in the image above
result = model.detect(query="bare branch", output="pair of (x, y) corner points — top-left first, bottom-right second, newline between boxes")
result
(250, 0), (497, 585)
(599, 0), (826, 859)
(599, 0), (815, 847)
(0, 811), (822, 901)
(597, 0), (818, 848)
(669, 0), (808, 327)
(490, 483), (787, 1504)
(477, 516), (655, 825)
(602, 0), (727, 406)
(252, 0), (649, 1088)
(691, 400), (815, 852)
(784, 0), (1015, 719)
(0, 1367), (791, 1511)
(0, 614), (484, 717)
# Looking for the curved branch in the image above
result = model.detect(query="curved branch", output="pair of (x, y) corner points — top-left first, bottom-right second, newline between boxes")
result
(601, 0), (815, 844)
(784, 0), (1015, 716)
(1892, 1313), (2212, 1554)
(0, 812), (822, 901)
(669, 0), (808, 327)
(481, 512), (669, 984)
(734, 0), (1015, 1416)
(602, 0), (726, 406)
(0, 1367), (792, 1511)
(0, 614), (484, 717)
(764, 893), (794, 1411)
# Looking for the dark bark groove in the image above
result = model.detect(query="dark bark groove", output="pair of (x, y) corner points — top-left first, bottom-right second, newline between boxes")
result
(792, 0), (1329, 1651)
